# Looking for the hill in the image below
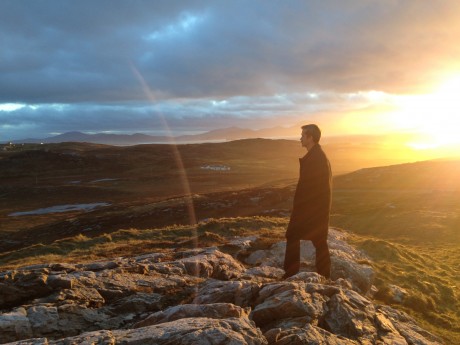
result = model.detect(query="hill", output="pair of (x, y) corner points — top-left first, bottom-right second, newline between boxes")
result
(1, 141), (459, 342)
(0, 218), (444, 344)
(334, 159), (460, 191)
(332, 159), (460, 243)
(9, 126), (300, 145)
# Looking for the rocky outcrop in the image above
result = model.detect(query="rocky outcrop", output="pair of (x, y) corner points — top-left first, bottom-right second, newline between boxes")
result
(0, 229), (442, 344)
(246, 229), (374, 294)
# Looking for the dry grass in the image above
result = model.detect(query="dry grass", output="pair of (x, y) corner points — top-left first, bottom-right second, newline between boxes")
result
(1, 215), (458, 343)
(348, 235), (460, 344)
(0, 216), (287, 270)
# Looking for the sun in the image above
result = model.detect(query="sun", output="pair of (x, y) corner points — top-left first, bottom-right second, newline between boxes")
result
(390, 75), (460, 150)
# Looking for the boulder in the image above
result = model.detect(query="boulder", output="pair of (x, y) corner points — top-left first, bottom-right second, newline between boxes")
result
(322, 289), (377, 343)
(265, 324), (359, 344)
(176, 248), (246, 279)
(147, 248), (246, 280)
(134, 303), (248, 328)
(193, 280), (261, 307)
(0, 307), (33, 342)
(18, 317), (268, 345)
(251, 282), (326, 331)
(388, 284), (408, 304)
(244, 228), (374, 294)
(27, 305), (59, 335)
(330, 253), (374, 294)
(284, 271), (324, 284)
(242, 266), (285, 281)
(0, 270), (52, 309)
(109, 292), (164, 314)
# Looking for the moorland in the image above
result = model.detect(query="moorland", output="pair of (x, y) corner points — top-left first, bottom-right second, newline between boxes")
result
(0, 138), (459, 343)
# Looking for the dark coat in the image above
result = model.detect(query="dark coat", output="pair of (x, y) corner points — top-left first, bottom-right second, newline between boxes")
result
(286, 144), (332, 241)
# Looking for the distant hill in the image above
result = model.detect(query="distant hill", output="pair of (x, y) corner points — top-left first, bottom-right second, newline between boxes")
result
(334, 159), (460, 191)
(11, 126), (299, 145)
(12, 131), (174, 145)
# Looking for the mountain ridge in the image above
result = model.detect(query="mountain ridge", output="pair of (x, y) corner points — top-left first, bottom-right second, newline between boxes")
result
(10, 126), (299, 145)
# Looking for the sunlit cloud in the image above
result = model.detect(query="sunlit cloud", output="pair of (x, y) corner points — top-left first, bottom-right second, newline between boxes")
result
(0, 103), (26, 112)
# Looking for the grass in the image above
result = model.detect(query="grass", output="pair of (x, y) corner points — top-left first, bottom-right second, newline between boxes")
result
(347, 235), (460, 344)
(1, 214), (458, 343)
(0, 216), (287, 270)
(331, 187), (460, 344)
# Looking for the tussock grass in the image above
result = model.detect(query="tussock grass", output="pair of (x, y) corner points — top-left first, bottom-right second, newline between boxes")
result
(349, 235), (460, 344)
(0, 216), (287, 270)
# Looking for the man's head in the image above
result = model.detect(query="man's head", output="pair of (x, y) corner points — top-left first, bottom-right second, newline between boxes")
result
(301, 124), (321, 149)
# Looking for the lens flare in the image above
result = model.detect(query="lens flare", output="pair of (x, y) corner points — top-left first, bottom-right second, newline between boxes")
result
(130, 63), (198, 251)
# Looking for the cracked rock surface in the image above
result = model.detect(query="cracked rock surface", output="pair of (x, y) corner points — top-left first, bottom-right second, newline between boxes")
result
(0, 229), (441, 344)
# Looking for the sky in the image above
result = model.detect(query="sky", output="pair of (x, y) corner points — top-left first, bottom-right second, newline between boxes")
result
(2, 0), (460, 148)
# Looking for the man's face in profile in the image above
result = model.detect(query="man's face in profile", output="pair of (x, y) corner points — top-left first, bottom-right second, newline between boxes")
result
(301, 130), (312, 148)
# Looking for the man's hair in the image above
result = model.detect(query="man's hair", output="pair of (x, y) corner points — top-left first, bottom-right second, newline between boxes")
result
(301, 124), (321, 143)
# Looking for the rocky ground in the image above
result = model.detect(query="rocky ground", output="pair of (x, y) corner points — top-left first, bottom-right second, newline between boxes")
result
(0, 229), (442, 344)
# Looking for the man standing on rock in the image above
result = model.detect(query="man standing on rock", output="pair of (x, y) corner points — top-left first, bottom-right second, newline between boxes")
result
(283, 124), (332, 279)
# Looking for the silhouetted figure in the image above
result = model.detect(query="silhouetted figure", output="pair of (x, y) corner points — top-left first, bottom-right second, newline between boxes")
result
(284, 124), (332, 279)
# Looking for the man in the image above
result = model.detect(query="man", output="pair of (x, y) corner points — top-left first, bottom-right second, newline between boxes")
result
(283, 124), (332, 279)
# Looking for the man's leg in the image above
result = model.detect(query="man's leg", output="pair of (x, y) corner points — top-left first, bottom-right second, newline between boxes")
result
(312, 237), (331, 279)
(283, 238), (300, 278)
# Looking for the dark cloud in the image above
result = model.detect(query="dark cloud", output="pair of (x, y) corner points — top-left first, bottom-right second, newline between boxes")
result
(0, 90), (390, 141)
(1, 1), (460, 139)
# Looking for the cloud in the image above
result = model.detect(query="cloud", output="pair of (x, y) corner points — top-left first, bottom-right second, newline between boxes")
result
(1, 1), (460, 139)
(1, 91), (396, 140)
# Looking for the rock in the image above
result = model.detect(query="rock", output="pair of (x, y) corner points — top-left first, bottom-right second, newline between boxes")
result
(243, 266), (285, 280)
(54, 303), (112, 336)
(244, 228), (374, 294)
(77, 260), (121, 272)
(46, 274), (75, 289)
(134, 303), (248, 328)
(27, 305), (59, 335)
(48, 263), (77, 272)
(54, 286), (105, 307)
(73, 269), (194, 303)
(265, 324), (359, 344)
(388, 284), (408, 303)
(0, 270), (52, 309)
(330, 254), (374, 294)
(377, 305), (442, 344)
(109, 292), (163, 314)
(284, 271), (324, 284)
(193, 280), (261, 307)
(322, 289), (377, 342)
(228, 236), (259, 249)
(147, 248), (246, 280)
(374, 312), (408, 344)
(177, 248), (246, 280)
(251, 282), (326, 331)
(245, 241), (288, 267)
(0, 307), (32, 342)
(31, 317), (268, 345)
(0, 230), (441, 345)
(134, 252), (166, 263)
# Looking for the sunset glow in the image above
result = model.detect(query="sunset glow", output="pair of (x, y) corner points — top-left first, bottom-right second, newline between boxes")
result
(385, 75), (460, 152)
(2, 0), (460, 167)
